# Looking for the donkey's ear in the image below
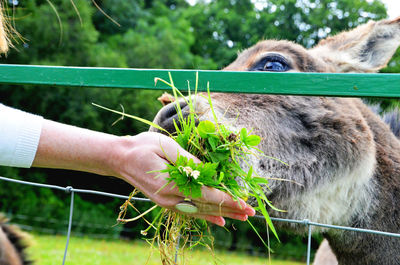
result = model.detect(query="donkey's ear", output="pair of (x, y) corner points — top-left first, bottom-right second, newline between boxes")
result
(310, 17), (400, 72)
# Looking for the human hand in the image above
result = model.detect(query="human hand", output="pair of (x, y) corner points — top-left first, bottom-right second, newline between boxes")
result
(110, 132), (255, 226)
(32, 120), (255, 226)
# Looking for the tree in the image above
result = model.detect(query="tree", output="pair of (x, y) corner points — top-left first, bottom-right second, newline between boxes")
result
(93, 0), (148, 35)
(185, 0), (388, 69)
(3, 0), (98, 66)
(0, 0), (397, 247)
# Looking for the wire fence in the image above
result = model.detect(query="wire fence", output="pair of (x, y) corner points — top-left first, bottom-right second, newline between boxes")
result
(2, 66), (400, 264)
(7, 214), (125, 238)
(5, 215), (304, 259)
(2, 175), (400, 265)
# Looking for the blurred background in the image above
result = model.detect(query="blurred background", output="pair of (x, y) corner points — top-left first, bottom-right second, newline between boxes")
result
(0, 0), (399, 263)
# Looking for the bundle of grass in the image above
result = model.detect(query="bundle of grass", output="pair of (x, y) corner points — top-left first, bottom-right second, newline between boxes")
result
(95, 73), (284, 264)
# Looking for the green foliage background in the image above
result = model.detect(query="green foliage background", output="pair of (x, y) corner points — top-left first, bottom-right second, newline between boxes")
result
(0, 0), (397, 261)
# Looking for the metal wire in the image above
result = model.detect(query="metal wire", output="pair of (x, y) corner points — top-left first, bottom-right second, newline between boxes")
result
(2, 174), (400, 264)
(0, 175), (150, 202)
(175, 234), (181, 264)
(306, 221), (312, 265)
(62, 187), (74, 265)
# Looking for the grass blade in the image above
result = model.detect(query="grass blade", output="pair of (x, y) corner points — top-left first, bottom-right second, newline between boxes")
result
(92, 103), (170, 135)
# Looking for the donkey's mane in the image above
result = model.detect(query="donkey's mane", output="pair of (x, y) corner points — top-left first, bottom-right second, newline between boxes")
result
(368, 104), (400, 138)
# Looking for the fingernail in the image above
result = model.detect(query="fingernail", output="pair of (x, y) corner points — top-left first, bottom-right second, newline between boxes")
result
(219, 218), (226, 227)
(245, 206), (256, 216)
(231, 214), (248, 221)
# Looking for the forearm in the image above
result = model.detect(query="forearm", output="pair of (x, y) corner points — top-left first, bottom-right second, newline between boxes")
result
(0, 105), (254, 224)
(32, 119), (120, 177)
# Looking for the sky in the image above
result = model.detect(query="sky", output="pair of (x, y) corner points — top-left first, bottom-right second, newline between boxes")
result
(380, 0), (399, 19)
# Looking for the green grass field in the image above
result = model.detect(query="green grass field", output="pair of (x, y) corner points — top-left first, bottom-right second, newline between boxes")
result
(27, 233), (306, 265)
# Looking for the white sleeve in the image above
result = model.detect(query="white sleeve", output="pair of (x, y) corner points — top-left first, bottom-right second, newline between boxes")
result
(0, 104), (43, 168)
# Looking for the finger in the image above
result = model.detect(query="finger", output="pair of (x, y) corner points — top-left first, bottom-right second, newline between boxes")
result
(169, 186), (256, 215)
(194, 201), (251, 216)
(195, 186), (256, 216)
(159, 182), (255, 216)
(222, 213), (248, 221)
(198, 212), (248, 222)
(195, 215), (225, 227)
(171, 198), (251, 222)
(155, 170), (256, 216)
(244, 204), (256, 216)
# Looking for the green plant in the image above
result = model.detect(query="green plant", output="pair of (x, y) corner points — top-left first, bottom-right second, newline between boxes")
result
(94, 73), (285, 264)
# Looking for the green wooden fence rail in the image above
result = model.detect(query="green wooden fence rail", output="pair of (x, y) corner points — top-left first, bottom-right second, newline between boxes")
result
(2, 64), (400, 265)
(1, 64), (400, 97)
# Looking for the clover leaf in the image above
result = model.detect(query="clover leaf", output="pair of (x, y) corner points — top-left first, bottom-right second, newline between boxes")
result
(197, 120), (216, 138)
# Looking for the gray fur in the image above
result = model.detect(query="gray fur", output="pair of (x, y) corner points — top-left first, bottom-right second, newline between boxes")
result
(152, 17), (400, 265)
(0, 215), (31, 265)
(369, 104), (400, 138)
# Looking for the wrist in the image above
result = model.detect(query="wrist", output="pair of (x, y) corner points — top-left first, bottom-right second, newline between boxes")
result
(107, 132), (166, 188)
(107, 135), (137, 179)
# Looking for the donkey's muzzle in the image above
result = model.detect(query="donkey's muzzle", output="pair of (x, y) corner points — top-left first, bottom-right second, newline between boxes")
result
(152, 101), (191, 134)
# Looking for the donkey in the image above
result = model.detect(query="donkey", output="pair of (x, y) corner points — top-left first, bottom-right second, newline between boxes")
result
(152, 17), (400, 265)
(0, 215), (30, 265)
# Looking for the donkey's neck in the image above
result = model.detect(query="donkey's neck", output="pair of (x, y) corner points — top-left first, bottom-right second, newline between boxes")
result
(326, 103), (400, 265)
(326, 227), (400, 265)
(325, 156), (400, 265)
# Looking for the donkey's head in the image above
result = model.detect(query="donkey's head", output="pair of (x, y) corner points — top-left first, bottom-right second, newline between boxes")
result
(152, 17), (400, 231)
(225, 17), (400, 73)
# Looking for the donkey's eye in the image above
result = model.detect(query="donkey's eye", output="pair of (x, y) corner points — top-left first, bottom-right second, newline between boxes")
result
(251, 54), (291, 72)
(264, 61), (286, 71)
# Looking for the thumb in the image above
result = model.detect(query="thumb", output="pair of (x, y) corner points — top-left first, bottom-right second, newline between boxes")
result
(153, 133), (201, 164)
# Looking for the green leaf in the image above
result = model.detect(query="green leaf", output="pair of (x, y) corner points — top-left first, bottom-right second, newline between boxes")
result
(246, 166), (253, 181)
(187, 158), (197, 168)
(209, 151), (229, 163)
(244, 135), (261, 146)
(197, 120), (216, 138)
(176, 155), (188, 166)
(92, 103), (170, 135)
(198, 162), (218, 179)
(240, 128), (248, 140)
(191, 183), (202, 198)
(176, 134), (188, 150)
(247, 220), (272, 252)
(252, 177), (269, 185)
(207, 137), (218, 151)
(218, 172), (224, 183)
(173, 173), (188, 186)
(255, 195), (279, 241)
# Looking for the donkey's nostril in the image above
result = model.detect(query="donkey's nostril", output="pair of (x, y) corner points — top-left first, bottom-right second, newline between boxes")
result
(162, 102), (183, 120)
(158, 101), (189, 134)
